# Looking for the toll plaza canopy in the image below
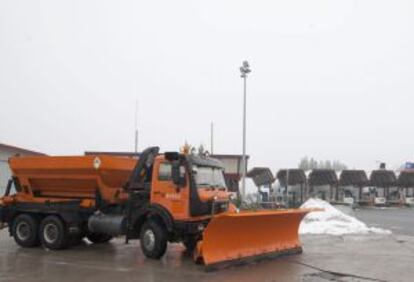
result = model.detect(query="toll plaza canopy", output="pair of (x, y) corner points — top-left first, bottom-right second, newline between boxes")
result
(276, 169), (306, 186)
(370, 170), (397, 187)
(247, 167), (275, 187)
(397, 170), (414, 187)
(339, 170), (369, 187)
(308, 169), (338, 186)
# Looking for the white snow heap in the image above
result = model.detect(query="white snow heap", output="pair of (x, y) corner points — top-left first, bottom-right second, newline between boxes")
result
(299, 198), (391, 235)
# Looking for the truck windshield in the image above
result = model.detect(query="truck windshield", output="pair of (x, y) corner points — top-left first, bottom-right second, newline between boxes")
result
(193, 166), (226, 188)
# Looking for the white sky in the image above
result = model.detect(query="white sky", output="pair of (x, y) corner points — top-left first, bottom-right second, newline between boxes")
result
(0, 0), (413, 171)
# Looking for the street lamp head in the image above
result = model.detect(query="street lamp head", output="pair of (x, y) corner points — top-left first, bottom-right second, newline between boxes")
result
(239, 60), (251, 78)
(240, 66), (246, 78)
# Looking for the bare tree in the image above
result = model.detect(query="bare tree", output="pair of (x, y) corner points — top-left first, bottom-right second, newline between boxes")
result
(298, 156), (347, 171)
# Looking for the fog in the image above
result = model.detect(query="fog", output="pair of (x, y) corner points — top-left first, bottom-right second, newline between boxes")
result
(1, 0), (413, 171)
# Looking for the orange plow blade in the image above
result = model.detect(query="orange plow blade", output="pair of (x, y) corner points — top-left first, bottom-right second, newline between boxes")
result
(195, 209), (312, 269)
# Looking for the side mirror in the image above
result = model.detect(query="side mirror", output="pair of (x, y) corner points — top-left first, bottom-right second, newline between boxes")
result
(172, 162), (186, 187)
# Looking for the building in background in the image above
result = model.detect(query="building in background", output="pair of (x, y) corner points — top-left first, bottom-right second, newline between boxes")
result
(210, 154), (249, 193)
(0, 143), (45, 193)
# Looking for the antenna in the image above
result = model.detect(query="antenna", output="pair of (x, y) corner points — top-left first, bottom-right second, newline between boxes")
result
(134, 100), (138, 153)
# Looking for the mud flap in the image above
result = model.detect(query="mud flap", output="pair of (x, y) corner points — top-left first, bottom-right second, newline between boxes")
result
(195, 209), (312, 269)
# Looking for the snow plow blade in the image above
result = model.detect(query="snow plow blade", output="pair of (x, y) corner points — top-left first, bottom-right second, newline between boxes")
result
(195, 209), (312, 269)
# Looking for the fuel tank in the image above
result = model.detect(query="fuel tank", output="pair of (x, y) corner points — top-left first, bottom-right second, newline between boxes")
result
(88, 213), (126, 236)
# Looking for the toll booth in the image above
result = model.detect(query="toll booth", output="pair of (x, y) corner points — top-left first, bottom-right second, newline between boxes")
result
(370, 170), (398, 206)
(276, 169), (307, 207)
(397, 170), (414, 205)
(338, 170), (370, 205)
(308, 169), (338, 202)
(247, 167), (276, 208)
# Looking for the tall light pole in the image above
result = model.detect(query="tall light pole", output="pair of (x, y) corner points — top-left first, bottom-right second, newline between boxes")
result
(134, 100), (139, 153)
(240, 60), (251, 198)
(210, 122), (214, 154)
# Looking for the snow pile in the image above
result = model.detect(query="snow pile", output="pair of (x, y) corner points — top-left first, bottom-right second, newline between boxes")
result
(299, 198), (391, 235)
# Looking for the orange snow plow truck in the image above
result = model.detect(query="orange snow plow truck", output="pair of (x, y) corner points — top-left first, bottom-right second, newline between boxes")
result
(0, 147), (312, 269)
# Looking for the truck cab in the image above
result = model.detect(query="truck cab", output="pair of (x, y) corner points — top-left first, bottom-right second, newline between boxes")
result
(150, 154), (232, 221)
(121, 148), (234, 258)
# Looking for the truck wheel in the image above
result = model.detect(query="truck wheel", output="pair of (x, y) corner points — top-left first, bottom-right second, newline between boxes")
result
(39, 215), (69, 250)
(139, 220), (167, 259)
(86, 233), (113, 244)
(12, 214), (40, 247)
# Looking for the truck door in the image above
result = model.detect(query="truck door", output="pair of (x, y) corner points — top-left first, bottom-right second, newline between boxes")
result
(152, 161), (188, 220)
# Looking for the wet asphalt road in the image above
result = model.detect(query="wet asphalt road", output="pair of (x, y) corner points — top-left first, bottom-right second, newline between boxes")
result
(354, 207), (414, 236)
(1, 208), (414, 282)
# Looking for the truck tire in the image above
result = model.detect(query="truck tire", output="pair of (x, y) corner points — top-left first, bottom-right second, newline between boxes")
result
(39, 215), (69, 250)
(12, 214), (40, 248)
(139, 220), (167, 259)
(86, 233), (113, 244)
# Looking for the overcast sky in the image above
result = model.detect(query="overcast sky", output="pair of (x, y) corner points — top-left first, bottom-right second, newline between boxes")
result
(0, 0), (413, 171)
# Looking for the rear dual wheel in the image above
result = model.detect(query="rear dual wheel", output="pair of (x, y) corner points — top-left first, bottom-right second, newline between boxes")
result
(12, 214), (40, 247)
(12, 214), (70, 250)
(39, 215), (69, 250)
